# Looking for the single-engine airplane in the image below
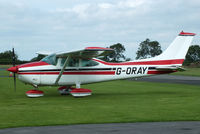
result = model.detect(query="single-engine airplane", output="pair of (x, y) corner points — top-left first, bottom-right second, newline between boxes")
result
(7, 31), (196, 97)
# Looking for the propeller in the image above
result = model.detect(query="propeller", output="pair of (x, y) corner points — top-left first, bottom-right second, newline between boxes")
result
(12, 48), (16, 92)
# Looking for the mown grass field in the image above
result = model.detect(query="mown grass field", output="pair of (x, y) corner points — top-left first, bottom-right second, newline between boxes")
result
(0, 65), (11, 76)
(0, 65), (12, 69)
(0, 72), (200, 129)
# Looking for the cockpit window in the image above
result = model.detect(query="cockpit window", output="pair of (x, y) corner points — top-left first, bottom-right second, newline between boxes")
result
(41, 54), (57, 65)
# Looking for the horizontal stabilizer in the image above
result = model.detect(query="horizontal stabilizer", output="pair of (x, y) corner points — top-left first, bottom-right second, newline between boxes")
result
(156, 66), (186, 72)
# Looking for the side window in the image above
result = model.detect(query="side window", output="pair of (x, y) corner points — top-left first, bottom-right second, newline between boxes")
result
(59, 58), (99, 67)
(68, 58), (79, 67)
(81, 59), (99, 67)
(60, 57), (79, 67)
(60, 58), (66, 67)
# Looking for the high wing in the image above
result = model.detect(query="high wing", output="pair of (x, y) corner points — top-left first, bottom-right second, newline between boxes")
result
(36, 51), (53, 56)
(56, 47), (113, 59)
(54, 47), (113, 85)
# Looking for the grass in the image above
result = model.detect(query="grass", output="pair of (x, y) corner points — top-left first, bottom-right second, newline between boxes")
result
(0, 70), (9, 76)
(0, 75), (200, 129)
(0, 65), (11, 76)
(0, 65), (12, 69)
(172, 67), (200, 77)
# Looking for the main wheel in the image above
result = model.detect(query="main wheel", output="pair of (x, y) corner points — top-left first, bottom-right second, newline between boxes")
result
(58, 86), (72, 95)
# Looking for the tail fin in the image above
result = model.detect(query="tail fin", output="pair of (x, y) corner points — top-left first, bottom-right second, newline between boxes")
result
(156, 31), (196, 60)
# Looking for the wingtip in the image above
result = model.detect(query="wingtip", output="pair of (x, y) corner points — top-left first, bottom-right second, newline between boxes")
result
(179, 31), (196, 36)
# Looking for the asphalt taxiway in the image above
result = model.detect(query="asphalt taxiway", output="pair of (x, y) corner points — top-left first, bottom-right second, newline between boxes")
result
(1, 121), (200, 134)
(130, 74), (200, 86)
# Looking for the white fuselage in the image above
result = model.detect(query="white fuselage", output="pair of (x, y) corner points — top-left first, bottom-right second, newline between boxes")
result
(17, 58), (181, 87)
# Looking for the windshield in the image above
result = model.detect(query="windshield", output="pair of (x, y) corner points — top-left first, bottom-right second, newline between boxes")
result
(41, 54), (57, 65)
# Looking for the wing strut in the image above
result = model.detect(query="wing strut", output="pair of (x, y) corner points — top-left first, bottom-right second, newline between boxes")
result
(55, 56), (70, 85)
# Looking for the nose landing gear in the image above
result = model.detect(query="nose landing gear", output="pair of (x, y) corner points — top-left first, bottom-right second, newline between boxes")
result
(26, 89), (44, 98)
(26, 84), (44, 98)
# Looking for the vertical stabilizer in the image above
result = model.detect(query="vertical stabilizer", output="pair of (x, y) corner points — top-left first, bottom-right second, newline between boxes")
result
(154, 31), (196, 61)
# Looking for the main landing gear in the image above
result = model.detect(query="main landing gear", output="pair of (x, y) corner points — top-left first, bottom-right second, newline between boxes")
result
(58, 86), (73, 95)
(58, 86), (92, 97)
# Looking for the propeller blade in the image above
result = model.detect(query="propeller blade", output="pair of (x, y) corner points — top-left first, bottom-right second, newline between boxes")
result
(12, 48), (15, 67)
(12, 48), (16, 92)
(13, 73), (16, 92)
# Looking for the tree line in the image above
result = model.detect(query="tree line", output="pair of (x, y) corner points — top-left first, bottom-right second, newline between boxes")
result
(0, 50), (27, 64)
(0, 39), (200, 66)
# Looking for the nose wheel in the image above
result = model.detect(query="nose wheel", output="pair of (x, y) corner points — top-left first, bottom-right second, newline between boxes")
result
(26, 85), (44, 98)
(26, 89), (44, 98)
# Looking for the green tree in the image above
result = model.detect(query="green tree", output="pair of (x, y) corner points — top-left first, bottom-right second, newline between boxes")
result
(101, 43), (126, 62)
(136, 39), (162, 59)
(183, 45), (200, 66)
(0, 50), (18, 64)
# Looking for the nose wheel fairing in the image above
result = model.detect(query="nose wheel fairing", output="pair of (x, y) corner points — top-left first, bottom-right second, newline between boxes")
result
(26, 89), (44, 98)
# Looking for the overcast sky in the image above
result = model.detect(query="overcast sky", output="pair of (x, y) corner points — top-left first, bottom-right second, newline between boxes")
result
(0, 0), (199, 60)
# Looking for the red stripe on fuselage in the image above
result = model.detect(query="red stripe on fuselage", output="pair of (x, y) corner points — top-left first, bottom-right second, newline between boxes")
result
(18, 61), (50, 68)
(94, 59), (184, 66)
(18, 71), (115, 75)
